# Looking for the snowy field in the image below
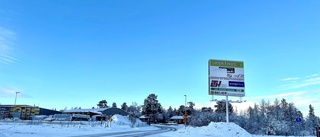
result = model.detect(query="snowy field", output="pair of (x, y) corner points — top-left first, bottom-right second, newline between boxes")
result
(0, 115), (316, 137)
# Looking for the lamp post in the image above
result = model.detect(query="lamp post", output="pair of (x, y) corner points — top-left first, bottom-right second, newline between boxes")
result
(14, 92), (20, 106)
(184, 95), (187, 129)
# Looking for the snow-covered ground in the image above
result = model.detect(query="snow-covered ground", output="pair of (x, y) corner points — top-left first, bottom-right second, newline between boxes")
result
(0, 115), (316, 137)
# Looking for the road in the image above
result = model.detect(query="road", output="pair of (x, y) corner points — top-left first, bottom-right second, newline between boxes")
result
(70, 125), (177, 137)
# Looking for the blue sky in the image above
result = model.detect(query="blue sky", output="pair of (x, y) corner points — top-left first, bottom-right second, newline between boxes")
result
(0, 0), (319, 116)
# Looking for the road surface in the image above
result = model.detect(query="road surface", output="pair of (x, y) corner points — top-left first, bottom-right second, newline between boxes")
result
(70, 125), (177, 137)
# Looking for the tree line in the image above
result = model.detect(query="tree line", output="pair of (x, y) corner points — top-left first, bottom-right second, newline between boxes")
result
(94, 94), (319, 136)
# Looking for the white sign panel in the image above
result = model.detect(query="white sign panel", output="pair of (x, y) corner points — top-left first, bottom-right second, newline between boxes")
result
(208, 59), (245, 97)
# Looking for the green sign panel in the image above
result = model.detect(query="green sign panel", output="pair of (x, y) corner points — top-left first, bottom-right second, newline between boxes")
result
(209, 59), (244, 68)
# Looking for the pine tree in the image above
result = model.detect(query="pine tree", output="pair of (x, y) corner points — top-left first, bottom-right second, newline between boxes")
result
(121, 102), (128, 111)
(305, 104), (318, 135)
(258, 99), (268, 133)
(97, 100), (108, 108)
(167, 106), (174, 118)
(127, 102), (142, 117)
(112, 102), (117, 108)
(214, 101), (233, 113)
(177, 105), (186, 115)
(187, 101), (195, 115)
(142, 94), (162, 124)
(188, 102), (195, 109)
(201, 107), (213, 112)
(274, 98), (281, 121)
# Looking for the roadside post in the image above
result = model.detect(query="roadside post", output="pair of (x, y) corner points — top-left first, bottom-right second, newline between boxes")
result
(109, 118), (113, 128)
(183, 114), (187, 127)
(184, 95), (187, 129)
(296, 117), (302, 135)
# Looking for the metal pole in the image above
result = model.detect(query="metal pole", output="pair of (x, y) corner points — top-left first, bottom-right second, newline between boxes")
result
(226, 95), (229, 123)
(14, 92), (20, 105)
(184, 95), (187, 129)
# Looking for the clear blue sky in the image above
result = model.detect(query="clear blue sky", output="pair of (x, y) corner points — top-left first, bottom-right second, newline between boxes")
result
(0, 0), (319, 116)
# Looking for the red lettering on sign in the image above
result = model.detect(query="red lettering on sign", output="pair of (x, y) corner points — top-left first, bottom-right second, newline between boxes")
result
(211, 80), (222, 87)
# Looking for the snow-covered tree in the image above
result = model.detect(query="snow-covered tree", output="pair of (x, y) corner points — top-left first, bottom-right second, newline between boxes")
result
(112, 102), (117, 108)
(177, 105), (186, 115)
(201, 107), (213, 112)
(188, 102), (195, 109)
(121, 102), (128, 111)
(97, 100), (108, 108)
(274, 98), (281, 120)
(167, 106), (175, 118)
(142, 94), (162, 124)
(214, 101), (233, 113)
(189, 110), (215, 126)
(127, 102), (141, 117)
(305, 104), (319, 135)
(241, 98), (312, 136)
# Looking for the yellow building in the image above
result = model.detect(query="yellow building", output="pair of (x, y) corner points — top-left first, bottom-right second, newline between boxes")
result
(0, 105), (61, 120)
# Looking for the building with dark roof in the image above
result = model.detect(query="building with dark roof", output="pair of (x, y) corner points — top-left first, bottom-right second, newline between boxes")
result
(102, 108), (129, 117)
(0, 105), (62, 120)
(63, 107), (129, 120)
(63, 108), (106, 117)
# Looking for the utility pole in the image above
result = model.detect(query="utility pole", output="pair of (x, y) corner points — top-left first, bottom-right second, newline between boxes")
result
(14, 92), (20, 106)
(226, 96), (229, 123)
(184, 95), (187, 129)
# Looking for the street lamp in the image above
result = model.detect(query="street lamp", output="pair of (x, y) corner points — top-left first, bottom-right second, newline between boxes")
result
(184, 95), (187, 129)
(14, 92), (20, 105)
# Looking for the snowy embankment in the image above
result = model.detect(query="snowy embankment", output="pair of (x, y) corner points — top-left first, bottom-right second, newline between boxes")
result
(0, 115), (153, 137)
(158, 122), (315, 137)
(0, 115), (316, 137)
(158, 122), (252, 137)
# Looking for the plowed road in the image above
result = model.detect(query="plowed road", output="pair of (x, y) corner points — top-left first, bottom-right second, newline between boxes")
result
(70, 126), (177, 137)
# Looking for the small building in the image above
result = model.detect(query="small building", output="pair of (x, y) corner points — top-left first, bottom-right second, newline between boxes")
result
(0, 105), (62, 120)
(139, 114), (166, 123)
(63, 107), (128, 121)
(63, 108), (105, 117)
(170, 115), (191, 124)
(139, 115), (149, 122)
(63, 108), (107, 121)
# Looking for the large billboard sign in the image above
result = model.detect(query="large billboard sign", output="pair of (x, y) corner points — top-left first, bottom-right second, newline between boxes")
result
(208, 59), (245, 97)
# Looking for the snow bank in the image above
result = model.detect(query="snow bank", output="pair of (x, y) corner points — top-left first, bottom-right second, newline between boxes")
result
(0, 122), (120, 137)
(171, 122), (252, 137)
(111, 115), (148, 127)
(111, 114), (131, 126)
(0, 118), (153, 137)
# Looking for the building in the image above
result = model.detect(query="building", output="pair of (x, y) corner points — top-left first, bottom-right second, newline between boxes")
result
(0, 105), (62, 120)
(170, 115), (191, 124)
(139, 115), (149, 122)
(102, 107), (128, 117)
(63, 108), (106, 117)
(63, 107), (129, 120)
(138, 114), (166, 124)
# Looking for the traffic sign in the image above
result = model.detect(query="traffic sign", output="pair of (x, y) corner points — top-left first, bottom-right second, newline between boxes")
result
(296, 117), (302, 123)
(183, 114), (188, 123)
(183, 114), (187, 119)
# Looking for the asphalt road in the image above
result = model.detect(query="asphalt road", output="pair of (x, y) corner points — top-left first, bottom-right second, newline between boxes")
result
(70, 126), (177, 137)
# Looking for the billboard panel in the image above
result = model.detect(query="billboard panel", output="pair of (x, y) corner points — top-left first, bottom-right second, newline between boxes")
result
(208, 59), (245, 97)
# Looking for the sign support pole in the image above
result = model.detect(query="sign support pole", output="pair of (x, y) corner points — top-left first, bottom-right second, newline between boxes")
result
(226, 95), (229, 123)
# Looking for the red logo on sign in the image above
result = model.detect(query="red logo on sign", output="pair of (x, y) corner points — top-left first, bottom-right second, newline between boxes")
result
(211, 80), (222, 87)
